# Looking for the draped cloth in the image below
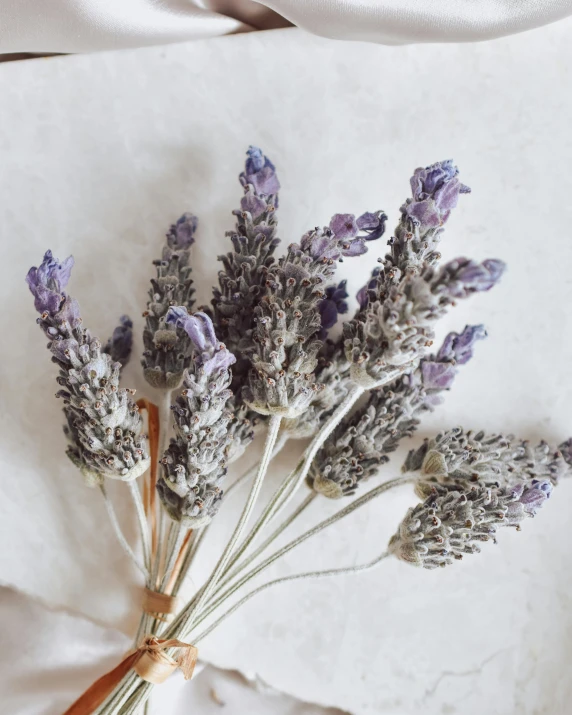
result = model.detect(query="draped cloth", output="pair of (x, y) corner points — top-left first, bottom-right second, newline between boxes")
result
(2, 0), (572, 53)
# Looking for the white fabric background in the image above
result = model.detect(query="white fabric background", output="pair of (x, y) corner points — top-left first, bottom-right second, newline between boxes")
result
(2, 20), (572, 715)
(2, 0), (572, 53)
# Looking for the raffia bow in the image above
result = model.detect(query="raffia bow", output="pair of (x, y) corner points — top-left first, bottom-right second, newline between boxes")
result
(62, 636), (198, 714)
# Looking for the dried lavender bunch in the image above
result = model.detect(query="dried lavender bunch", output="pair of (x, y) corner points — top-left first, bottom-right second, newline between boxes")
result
(103, 315), (133, 367)
(308, 325), (486, 498)
(212, 146), (281, 388)
(244, 210), (384, 418)
(26, 251), (149, 484)
(156, 307), (238, 526)
(388, 480), (555, 569)
(404, 428), (568, 494)
(142, 213), (198, 389)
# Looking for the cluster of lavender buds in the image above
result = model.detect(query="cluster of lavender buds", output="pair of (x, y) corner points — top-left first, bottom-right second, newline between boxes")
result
(345, 161), (504, 387)
(26, 252), (149, 484)
(156, 308), (241, 526)
(388, 428), (570, 568)
(142, 213), (198, 389)
(308, 325), (486, 498)
(211, 146), (281, 390)
(243, 200), (386, 418)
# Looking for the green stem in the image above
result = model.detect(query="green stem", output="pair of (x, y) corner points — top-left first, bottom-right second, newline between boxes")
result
(190, 475), (413, 634)
(171, 414), (282, 638)
(99, 483), (148, 581)
(192, 550), (390, 645)
(128, 480), (151, 574)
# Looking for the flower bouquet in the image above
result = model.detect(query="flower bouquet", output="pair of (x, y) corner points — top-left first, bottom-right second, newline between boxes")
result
(26, 147), (572, 714)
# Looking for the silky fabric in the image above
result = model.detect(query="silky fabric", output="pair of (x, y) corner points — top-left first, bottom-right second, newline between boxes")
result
(2, 0), (572, 53)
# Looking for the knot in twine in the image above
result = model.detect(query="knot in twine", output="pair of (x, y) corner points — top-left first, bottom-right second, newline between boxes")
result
(142, 587), (182, 622)
(133, 635), (198, 685)
(62, 636), (198, 714)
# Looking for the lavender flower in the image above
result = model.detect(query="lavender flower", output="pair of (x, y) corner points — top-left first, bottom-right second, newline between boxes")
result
(212, 147), (281, 390)
(406, 160), (471, 229)
(157, 309), (240, 526)
(244, 207), (382, 418)
(308, 327), (486, 498)
(404, 428), (568, 495)
(388, 482), (534, 569)
(142, 213), (198, 389)
(344, 258), (505, 387)
(27, 251), (149, 484)
(421, 325), (486, 392)
(103, 315), (133, 367)
(384, 160), (470, 280)
(240, 145), (280, 197)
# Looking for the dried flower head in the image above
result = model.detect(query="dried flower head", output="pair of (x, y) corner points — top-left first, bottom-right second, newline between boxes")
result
(388, 479), (554, 569)
(244, 207), (383, 418)
(142, 213), (198, 389)
(308, 326), (486, 498)
(212, 146), (281, 390)
(27, 251), (149, 484)
(404, 428), (568, 495)
(157, 308), (239, 526)
(344, 258), (504, 387)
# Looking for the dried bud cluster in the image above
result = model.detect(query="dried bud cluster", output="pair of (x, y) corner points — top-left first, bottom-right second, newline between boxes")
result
(388, 428), (570, 569)
(404, 428), (568, 492)
(212, 146), (281, 389)
(347, 161), (504, 387)
(156, 308), (244, 526)
(26, 251), (149, 484)
(308, 325), (486, 497)
(142, 213), (198, 389)
(345, 257), (504, 387)
(388, 160), (471, 275)
(244, 210), (382, 418)
(388, 481), (551, 569)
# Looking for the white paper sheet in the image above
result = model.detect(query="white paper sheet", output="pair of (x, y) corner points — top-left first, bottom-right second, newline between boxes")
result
(1, 24), (572, 714)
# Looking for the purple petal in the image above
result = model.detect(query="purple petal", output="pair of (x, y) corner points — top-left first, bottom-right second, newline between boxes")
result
(241, 190), (267, 219)
(329, 213), (358, 240)
(341, 237), (368, 257)
(240, 146), (280, 196)
(167, 213), (198, 249)
(356, 210), (387, 241)
(436, 324), (487, 365)
(421, 361), (457, 390)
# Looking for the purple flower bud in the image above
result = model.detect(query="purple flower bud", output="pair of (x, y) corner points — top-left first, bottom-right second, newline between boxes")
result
(104, 315), (133, 366)
(439, 258), (506, 298)
(318, 280), (349, 335)
(436, 324), (487, 365)
(167, 213), (198, 250)
(356, 267), (382, 310)
(26, 250), (74, 315)
(166, 307), (236, 375)
(240, 146), (280, 196)
(329, 214), (358, 240)
(357, 211), (387, 241)
(406, 160), (470, 228)
(517, 479), (552, 517)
